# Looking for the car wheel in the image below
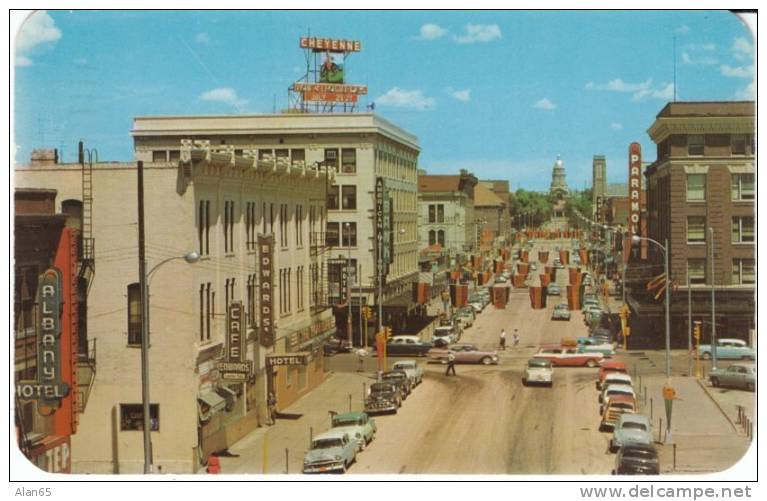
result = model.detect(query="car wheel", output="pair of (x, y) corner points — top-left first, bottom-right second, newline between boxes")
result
(340, 462), (347, 474)
(711, 377), (720, 387)
(586, 359), (598, 368)
(481, 356), (493, 365)
(701, 352), (712, 360)
(359, 440), (366, 451)
(609, 441), (616, 453)
(522, 378), (528, 386)
(747, 382), (755, 392)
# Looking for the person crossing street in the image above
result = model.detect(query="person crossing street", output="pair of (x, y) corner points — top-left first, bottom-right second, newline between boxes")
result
(445, 350), (457, 376)
(499, 329), (507, 350)
(512, 329), (520, 348)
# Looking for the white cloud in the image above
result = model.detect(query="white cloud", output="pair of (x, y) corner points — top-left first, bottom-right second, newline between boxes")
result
(199, 87), (248, 109)
(721, 64), (753, 78)
(195, 32), (210, 44)
(454, 24), (502, 44)
(611, 123), (623, 130)
(446, 88), (471, 101)
(533, 98), (556, 110)
(73, 57), (88, 66)
(732, 36), (754, 61)
(376, 87), (435, 110)
(682, 51), (717, 66)
(586, 78), (673, 101)
(675, 25), (690, 34)
(15, 11), (61, 66)
(414, 23), (448, 40)
(734, 81), (755, 100)
(684, 42), (715, 51)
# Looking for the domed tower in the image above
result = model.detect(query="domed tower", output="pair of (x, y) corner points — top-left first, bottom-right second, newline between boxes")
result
(549, 155), (570, 200)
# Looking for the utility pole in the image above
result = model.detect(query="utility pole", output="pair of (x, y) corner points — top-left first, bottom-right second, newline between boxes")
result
(710, 227), (717, 370)
(687, 271), (692, 377)
(137, 160), (153, 474)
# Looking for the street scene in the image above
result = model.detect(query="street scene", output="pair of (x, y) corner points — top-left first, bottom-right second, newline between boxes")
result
(11, 10), (756, 482)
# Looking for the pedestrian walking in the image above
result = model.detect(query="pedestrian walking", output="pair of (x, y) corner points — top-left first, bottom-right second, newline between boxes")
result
(444, 351), (457, 376)
(356, 347), (367, 372)
(266, 391), (277, 426)
(499, 329), (507, 350)
(512, 329), (520, 348)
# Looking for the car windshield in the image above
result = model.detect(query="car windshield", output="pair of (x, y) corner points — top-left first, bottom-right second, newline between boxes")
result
(383, 374), (404, 381)
(393, 363), (413, 370)
(622, 422), (647, 431)
(623, 448), (656, 459)
(611, 403), (634, 410)
(371, 384), (393, 393)
(528, 359), (551, 368)
(312, 438), (343, 449)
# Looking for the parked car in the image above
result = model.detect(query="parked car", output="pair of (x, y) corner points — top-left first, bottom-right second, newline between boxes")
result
(534, 346), (604, 367)
(597, 361), (628, 390)
(577, 337), (615, 357)
(364, 382), (402, 414)
(547, 283), (561, 296)
(612, 443), (660, 475)
(583, 275), (592, 286)
(523, 358), (553, 386)
(600, 385), (636, 414)
(698, 338), (755, 360)
(599, 394), (636, 432)
(427, 343), (499, 365)
(391, 360), (423, 387)
(469, 301), (484, 314)
(553, 259), (564, 269)
(386, 336), (433, 357)
(302, 430), (357, 474)
(330, 412), (377, 452)
(610, 414), (653, 453)
(551, 303), (571, 321)
(709, 363), (756, 391)
(323, 338), (353, 356)
(381, 370), (412, 399)
(584, 308), (604, 326)
(456, 307), (476, 328)
(530, 263), (538, 271)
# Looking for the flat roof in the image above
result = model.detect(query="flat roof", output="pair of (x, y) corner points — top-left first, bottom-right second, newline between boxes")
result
(656, 101), (754, 118)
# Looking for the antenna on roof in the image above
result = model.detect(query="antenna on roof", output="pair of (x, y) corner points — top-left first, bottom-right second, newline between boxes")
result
(673, 36), (677, 102)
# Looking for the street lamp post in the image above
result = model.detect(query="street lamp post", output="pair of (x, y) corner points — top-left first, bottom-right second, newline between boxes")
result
(632, 235), (673, 444)
(142, 250), (200, 473)
(345, 222), (353, 347)
(709, 227), (717, 370)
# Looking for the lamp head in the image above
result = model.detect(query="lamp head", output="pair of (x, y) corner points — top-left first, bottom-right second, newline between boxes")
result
(631, 235), (641, 245)
(184, 251), (201, 264)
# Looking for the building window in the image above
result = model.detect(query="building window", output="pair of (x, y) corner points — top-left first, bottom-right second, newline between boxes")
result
(269, 203), (274, 234)
(199, 284), (205, 341)
(223, 201), (235, 254)
(206, 283), (212, 341)
(127, 283), (141, 345)
(258, 149), (273, 161)
(686, 216), (706, 244)
(437, 205), (445, 223)
(687, 134), (704, 156)
(296, 266), (304, 311)
(731, 134), (747, 155)
(287, 268), (292, 313)
(247, 274), (257, 328)
(686, 174), (706, 201)
(732, 259), (755, 285)
(276, 149), (289, 161)
(687, 259), (706, 285)
(731, 174), (754, 201)
(224, 278), (236, 311)
(291, 149), (305, 165)
(120, 404), (159, 431)
(732, 216), (755, 243)
(198, 200), (211, 256)
(168, 150), (181, 162)
(327, 185), (339, 210)
(324, 149), (339, 172)
(437, 229), (446, 247)
(341, 148), (356, 173)
(341, 186), (356, 210)
(341, 222), (357, 247)
(428, 205), (436, 223)
(326, 222), (340, 247)
(428, 230), (436, 246)
(295, 205), (303, 246)
(279, 204), (288, 248)
(152, 150), (167, 162)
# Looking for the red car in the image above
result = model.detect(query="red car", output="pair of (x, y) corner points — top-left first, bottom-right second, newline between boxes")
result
(597, 361), (629, 389)
(534, 345), (604, 367)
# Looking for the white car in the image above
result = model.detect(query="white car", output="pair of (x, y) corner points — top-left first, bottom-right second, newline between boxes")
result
(433, 326), (458, 345)
(469, 302), (484, 313)
(600, 373), (633, 395)
(523, 358), (553, 386)
(391, 360), (423, 387)
(599, 384), (636, 412)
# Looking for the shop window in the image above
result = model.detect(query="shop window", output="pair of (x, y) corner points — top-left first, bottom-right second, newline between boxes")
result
(327, 185), (339, 210)
(127, 283), (142, 345)
(732, 216), (754, 243)
(341, 186), (356, 210)
(341, 148), (356, 173)
(120, 404), (159, 431)
(687, 259), (706, 285)
(731, 174), (754, 201)
(686, 174), (706, 201)
(686, 217), (706, 244)
(326, 222), (340, 247)
(687, 135), (704, 156)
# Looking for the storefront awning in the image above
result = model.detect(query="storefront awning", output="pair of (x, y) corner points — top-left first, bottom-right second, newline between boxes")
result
(198, 391), (226, 413)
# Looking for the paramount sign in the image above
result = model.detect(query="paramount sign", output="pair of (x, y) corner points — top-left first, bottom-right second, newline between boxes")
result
(628, 143), (642, 238)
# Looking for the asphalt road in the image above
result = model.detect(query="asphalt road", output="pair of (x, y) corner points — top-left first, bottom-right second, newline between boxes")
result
(350, 240), (617, 474)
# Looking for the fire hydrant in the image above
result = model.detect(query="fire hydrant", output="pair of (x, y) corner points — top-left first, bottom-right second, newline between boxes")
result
(206, 454), (221, 474)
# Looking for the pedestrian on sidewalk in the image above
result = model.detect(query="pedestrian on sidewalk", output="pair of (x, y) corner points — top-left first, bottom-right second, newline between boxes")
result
(356, 347), (367, 372)
(444, 351), (457, 376)
(499, 329), (507, 350)
(512, 329), (520, 348)
(266, 391), (277, 426)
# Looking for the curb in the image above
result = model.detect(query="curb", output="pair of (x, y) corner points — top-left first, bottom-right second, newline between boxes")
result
(695, 378), (740, 434)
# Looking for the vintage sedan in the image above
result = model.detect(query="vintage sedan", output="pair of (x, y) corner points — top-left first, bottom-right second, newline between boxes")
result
(427, 343), (499, 365)
(456, 307), (475, 328)
(364, 382), (402, 414)
(381, 370), (412, 399)
(551, 303), (571, 321)
(599, 385), (636, 414)
(547, 283), (561, 296)
(597, 361), (628, 390)
(433, 325), (460, 345)
(386, 336), (433, 357)
(302, 430), (357, 474)
(709, 363), (756, 391)
(330, 412), (377, 451)
(523, 358), (553, 386)
(612, 443), (660, 475)
(534, 346), (604, 367)
(391, 360), (423, 387)
(577, 337), (615, 357)
(599, 394), (636, 432)
(698, 338), (755, 360)
(610, 414), (653, 453)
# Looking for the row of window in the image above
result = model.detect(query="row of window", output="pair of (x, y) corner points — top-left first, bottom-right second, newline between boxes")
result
(428, 229), (446, 246)
(686, 173), (754, 202)
(687, 258), (755, 285)
(428, 204), (445, 223)
(198, 200), (323, 256)
(658, 134), (754, 159)
(686, 216), (754, 244)
(326, 222), (357, 247)
(327, 185), (356, 210)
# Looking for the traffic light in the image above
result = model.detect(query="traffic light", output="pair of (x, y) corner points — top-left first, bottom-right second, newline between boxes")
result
(693, 322), (701, 341)
(384, 327), (392, 340)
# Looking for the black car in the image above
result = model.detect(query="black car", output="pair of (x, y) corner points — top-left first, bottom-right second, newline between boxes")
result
(613, 443), (660, 475)
(364, 382), (402, 414)
(381, 370), (412, 399)
(385, 336), (433, 356)
(323, 338), (353, 356)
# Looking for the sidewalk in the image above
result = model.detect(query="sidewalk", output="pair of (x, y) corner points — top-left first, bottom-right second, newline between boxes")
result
(207, 371), (374, 475)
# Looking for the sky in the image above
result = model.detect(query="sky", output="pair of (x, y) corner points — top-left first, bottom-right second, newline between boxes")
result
(12, 10), (755, 191)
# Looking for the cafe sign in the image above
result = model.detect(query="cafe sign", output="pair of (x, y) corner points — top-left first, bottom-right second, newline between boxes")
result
(218, 301), (253, 381)
(259, 234), (275, 347)
(16, 268), (70, 408)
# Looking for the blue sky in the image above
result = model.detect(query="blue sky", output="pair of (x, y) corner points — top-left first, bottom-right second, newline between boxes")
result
(13, 10), (755, 191)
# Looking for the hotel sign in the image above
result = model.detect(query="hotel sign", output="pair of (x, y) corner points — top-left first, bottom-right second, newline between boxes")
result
(259, 234), (275, 348)
(16, 268), (70, 408)
(300, 37), (362, 53)
(218, 301), (252, 381)
(628, 143), (642, 239)
(266, 354), (309, 367)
